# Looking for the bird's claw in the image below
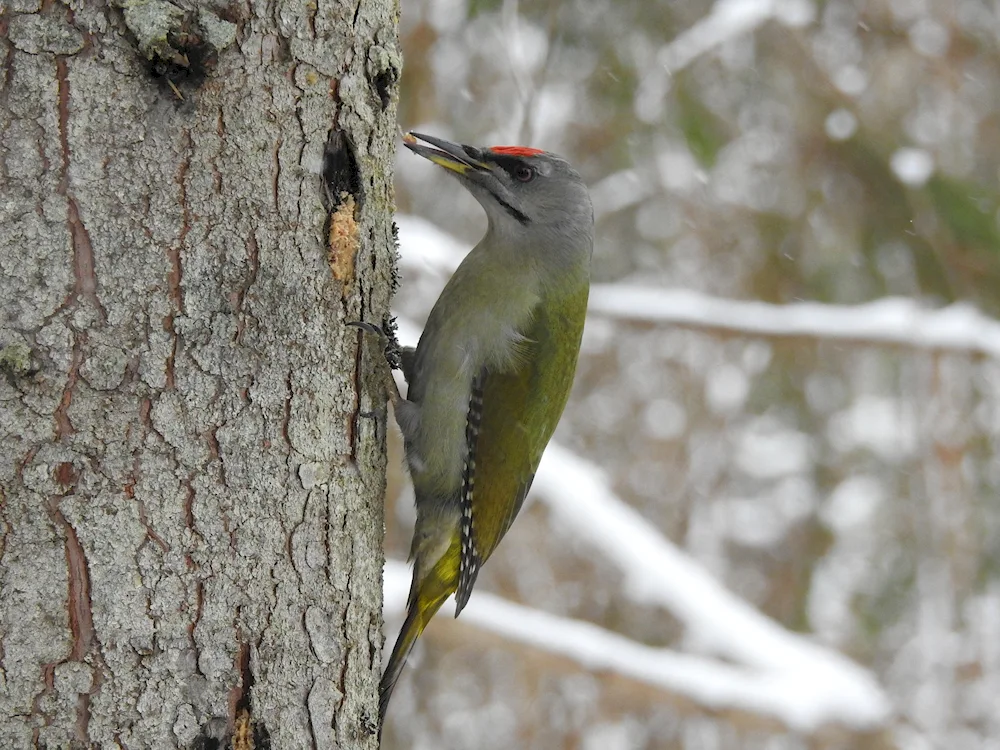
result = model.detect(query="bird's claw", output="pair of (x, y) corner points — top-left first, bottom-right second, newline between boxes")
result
(348, 318), (403, 406)
(346, 318), (403, 371)
(346, 320), (383, 337)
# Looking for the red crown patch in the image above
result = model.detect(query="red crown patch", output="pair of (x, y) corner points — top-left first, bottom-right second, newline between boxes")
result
(490, 146), (544, 157)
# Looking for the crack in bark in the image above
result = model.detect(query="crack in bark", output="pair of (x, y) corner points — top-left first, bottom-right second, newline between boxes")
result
(188, 577), (205, 678)
(74, 684), (94, 748)
(271, 137), (282, 213)
(181, 473), (207, 555)
(205, 425), (221, 463)
(164, 130), (192, 391)
(48, 502), (94, 662)
(215, 431), (230, 490)
(128, 400), (170, 550)
(133, 482), (170, 553)
(183, 477), (196, 534)
(334, 505), (353, 732)
(53, 334), (83, 438)
(368, 612), (379, 671)
(228, 640), (253, 724)
(30, 662), (57, 745)
(281, 370), (293, 451)
(164, 317), (178, 391)
(56, 58), (106, 323)
(292, 98), (308, 230)
(54, 51), (71, 190)
(83, 650), (108, 748)
(0, 489), (10, 565)
(349, 330), (363, 464)
(66, 196), (106, 321)
(323, 493), (333, 588)
(50, 58), (101, 440)
(1, 17), (13, 94)
(174, 128), (193, 285)
(43, 494), (99, 744)
(232, 231), (260, 346)
(220, 486), (237, 552)
(305, 681), (321, 750)
(285, 488), (305, 586)
(212, 107), (225, 193)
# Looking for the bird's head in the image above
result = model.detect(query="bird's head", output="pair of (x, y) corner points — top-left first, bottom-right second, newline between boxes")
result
(403, 132), (593, 255)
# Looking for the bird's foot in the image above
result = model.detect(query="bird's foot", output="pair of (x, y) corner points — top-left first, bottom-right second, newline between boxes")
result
(347, 318), (403, 407)
(346, 318), (403, 371)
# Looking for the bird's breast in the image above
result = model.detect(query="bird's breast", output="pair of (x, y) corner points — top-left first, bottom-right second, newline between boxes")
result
(407, 298), (539, 497)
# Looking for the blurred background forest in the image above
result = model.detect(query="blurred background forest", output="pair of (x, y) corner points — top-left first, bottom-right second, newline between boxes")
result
(382, 0), (1000, 748)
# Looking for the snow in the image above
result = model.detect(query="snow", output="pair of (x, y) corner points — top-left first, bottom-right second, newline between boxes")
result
(827, 395), (918, 459)
(588, 169), (652, 218)
(641, 398), (687, 440)
(382, 437), (893, 731)
(833, 65), (868, 96)
(656, 148), (705, 194)
(384, 211), (979, 732)
(712, 482), (815, 548)
(821, 475), (884, 531)
(397, 217), (1000, 359)
(395, 214), (467, 274)
(630, 0), (814, 123)
(582, 721), (637, 750)
(890, 147), (935, 186)
(587, 285), (1000, 358)
(734, 420), (811, 478)
(382, 440), (891, 730)
(658, 0), (784, 73)
(426, 0), (466, 33)
(534, 444), (891, 728)
(391, 0), (1000, 743)
(387, 190), (914, 731)
(384, 553), (888, 731)
(909, 19), (949, 58)
(825, 108), (858, 141)
(704, 363), (750, 413)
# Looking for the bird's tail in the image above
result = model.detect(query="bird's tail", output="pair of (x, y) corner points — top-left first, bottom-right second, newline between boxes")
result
(379, 572), (452, 727)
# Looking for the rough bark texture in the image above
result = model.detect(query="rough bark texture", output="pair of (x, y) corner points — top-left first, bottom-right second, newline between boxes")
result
(0, 0), (400, 748)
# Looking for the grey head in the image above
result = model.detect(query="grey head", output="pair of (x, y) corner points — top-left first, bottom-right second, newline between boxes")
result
(403, 132), (594, 257)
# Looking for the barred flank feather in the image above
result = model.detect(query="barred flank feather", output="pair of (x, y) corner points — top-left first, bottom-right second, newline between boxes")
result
(456, 368), (486, 615)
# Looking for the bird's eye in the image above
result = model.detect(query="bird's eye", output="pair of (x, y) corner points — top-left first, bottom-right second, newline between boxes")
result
(514, 166), (535, 182)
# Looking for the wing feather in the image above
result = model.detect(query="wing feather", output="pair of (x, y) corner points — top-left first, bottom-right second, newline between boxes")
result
(463, 284), (588, 584)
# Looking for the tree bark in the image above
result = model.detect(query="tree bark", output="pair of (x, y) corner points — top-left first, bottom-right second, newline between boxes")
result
(0, 1), (399, 748)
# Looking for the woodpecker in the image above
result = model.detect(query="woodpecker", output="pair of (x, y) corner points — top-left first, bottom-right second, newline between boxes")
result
(379, 132), (593, 726)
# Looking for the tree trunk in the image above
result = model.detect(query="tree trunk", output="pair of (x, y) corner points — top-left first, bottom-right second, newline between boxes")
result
(0, 1), (399, 748)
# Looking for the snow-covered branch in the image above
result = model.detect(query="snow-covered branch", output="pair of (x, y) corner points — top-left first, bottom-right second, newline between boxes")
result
(385, 537), (887, 732)
(589, 285), (1000, 358)
(396, 214), (1000, 358)
(532, 445), (890, 730)
(383, 440), (891, 731)
(658, 0), (795, 74)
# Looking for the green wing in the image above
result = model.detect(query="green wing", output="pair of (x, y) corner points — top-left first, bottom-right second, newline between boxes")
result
(454, 282), (589, 611)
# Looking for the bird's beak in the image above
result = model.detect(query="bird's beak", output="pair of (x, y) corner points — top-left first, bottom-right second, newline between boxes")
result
(403, 132), (490, 176)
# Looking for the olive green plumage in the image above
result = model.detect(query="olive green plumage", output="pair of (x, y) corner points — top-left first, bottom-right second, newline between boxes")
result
(380, 133), (594, 728)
